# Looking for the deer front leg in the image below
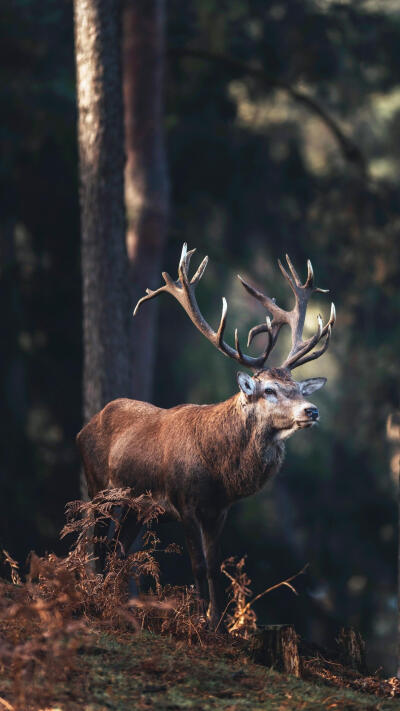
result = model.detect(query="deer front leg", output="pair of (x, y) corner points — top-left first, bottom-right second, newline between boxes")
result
(200, 511), (227, 631)
(93, 517), (108, 574)
(93, 504), (127, 574)
(182, 517), (209, 616)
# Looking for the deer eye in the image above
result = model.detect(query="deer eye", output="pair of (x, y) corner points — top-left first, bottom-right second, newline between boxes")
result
(264, 388), (277, 397)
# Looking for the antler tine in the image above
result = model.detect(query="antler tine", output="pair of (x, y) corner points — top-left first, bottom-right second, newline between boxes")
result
(178, 241), (188, 271)
(304, 258), (330, 292)
(260, 317), (277, 363)
(216, 297), (228, 347)
(286, 299), (336, 369)
(237, 274), (285, 321)
(179, 242), (196, 265)
(304, 259), (314, 288)
(247, 317), (271, 348)
(133, 269), (173, 316)
(234, 329), (244, 361)
(245, 316), (277, 367)
(285, 253), (302, 287)
(320, 302), (336, 337)
(293, 324), (332, 368)
(134, 244), (271, 370)
(280, 256), (336, 369)
(238, 255), (334, 371)
(178, 242), (196, 288)
(277, 258), (297, 296)
(191, 256), (208, 285)
(282, 314), (323, 369)
(247, 315), (277, 354)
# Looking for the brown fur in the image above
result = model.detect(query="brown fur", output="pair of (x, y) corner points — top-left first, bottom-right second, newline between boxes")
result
(77, 368), (321, 628)
(254, 367), (293, 382)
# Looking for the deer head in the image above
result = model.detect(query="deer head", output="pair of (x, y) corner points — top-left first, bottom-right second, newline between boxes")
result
(134, 244), (335, 438)
(236, 368), (326, 440)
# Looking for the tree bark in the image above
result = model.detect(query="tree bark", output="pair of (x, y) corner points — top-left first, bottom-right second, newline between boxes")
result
(122, 0), (168, 401)
(248, 624), (301, 677)
(337, 627), (368, 674)
(74, 0), (132, 494)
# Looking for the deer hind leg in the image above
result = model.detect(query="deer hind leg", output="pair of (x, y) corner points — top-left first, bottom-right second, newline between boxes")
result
(200, 511), (227, 631)
(182, 517), (208, 616)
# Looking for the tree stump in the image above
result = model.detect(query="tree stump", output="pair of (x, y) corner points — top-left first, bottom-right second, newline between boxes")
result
(248, 624), (301, 677)
(337, 626), (367, 674)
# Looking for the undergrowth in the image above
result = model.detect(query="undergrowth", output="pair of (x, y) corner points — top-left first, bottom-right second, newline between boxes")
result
(0, 489), (272, 709)
(1, 489), (396, 710)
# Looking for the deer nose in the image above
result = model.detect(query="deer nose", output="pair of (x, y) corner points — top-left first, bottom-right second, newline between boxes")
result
(305, 406), (319, 421)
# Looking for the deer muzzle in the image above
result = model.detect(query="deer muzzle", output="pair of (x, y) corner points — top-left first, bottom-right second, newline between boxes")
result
(304, 406), (319, 422)
(294, 405), (319, 428)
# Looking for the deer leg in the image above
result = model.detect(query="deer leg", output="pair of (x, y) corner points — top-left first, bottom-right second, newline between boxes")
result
(182, 518), (208, 615)
(116, 508), (143, 558)
(93, 518), (108, 574)
(200, 512), (227, 631)
(107, 507), (143, 595)
(93, 505), (124, 574)
(120, 510), (144, 597)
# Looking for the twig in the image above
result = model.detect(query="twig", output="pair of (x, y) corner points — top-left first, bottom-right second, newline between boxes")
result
(168, 47), (366, 175)
(228, 562), (309, 623)
(215, 598), (235, 633)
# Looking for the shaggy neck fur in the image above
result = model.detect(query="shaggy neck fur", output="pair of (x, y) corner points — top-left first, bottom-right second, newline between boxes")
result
(196, 393), (285, 502)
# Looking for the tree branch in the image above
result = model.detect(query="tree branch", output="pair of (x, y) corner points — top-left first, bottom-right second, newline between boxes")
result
(168, 47), (366, 176)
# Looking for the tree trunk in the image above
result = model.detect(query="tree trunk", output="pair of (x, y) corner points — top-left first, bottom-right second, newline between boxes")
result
(74, 0), (132, 497)
(122, 0), (168, 402)
(337, 627), (368, 674)
(248, 624), (301, 677)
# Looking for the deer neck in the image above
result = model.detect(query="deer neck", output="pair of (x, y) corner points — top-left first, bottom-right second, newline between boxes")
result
(197, 394), (285, 501)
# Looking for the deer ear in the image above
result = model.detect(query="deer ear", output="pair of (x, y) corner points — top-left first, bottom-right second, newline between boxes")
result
(299, 377), (327, 396)
(237, 371), (256, 397)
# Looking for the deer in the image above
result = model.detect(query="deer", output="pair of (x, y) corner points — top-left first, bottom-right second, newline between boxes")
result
(77, 244), (336, 628)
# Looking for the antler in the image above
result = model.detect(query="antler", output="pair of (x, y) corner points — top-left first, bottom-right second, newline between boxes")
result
(134, 243), (272, 370)
(238, 254), (335, 370)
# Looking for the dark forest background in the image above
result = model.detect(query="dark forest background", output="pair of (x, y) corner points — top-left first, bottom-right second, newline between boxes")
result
(1, 0), (400, 673)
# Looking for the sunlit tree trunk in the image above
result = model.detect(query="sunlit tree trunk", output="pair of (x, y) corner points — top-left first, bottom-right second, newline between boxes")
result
(74, 0), (132, 496)
(123, 0), (168, 401)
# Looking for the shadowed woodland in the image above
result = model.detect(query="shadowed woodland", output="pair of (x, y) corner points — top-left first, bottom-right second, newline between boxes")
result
(1, 0), (400, 705)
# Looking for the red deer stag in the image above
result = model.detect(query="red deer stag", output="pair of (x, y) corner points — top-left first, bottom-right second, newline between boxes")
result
(77, 244), (335, 628)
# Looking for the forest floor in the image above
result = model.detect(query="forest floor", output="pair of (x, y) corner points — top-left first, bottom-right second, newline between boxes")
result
(1, 492), (399, 711)
(1, 625), (400, 711)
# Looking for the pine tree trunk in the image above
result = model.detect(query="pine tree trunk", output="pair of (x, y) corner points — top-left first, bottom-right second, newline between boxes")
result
(122, 0), (168, 401)
(74, 0), (132, 497)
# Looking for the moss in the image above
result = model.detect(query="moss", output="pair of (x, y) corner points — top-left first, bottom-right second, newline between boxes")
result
(1, 625), (399, 709)
(40, 630), (400, 711)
